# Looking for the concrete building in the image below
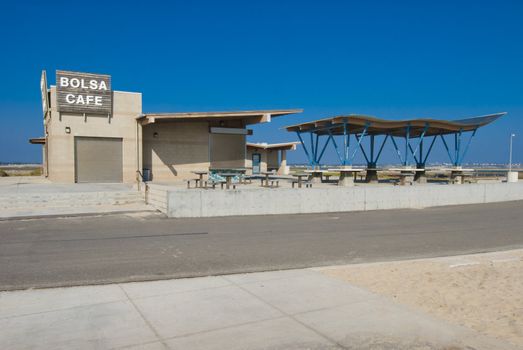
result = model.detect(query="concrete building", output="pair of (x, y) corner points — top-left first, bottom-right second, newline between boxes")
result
(34, 70), (302, 183)
(246, 142), (299, 175)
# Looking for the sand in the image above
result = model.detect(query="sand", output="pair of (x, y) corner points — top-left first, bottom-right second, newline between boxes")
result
(319, 249), (523, 347)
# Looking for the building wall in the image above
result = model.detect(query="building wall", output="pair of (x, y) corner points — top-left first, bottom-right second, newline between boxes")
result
(142, 121), (210, 181)
(246, 148), (268, 174)
(210, 134), (246, 169)
(266, 150), (279, 170)
(46, 87), (142, 183)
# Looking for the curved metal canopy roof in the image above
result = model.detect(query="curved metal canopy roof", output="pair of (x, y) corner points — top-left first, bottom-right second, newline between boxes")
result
(285, 112), (506, 137)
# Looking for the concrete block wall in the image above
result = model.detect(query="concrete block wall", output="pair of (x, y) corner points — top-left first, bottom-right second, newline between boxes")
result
(46, 88), (142, 183)
(163, 182), (523, 218)
(0, 191), (145, 210)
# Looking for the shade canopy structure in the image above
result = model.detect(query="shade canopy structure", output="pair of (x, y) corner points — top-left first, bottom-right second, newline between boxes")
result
(285, 113), (505, 137)
(29, 137), (46, 144)
(285, 112), (506, 169)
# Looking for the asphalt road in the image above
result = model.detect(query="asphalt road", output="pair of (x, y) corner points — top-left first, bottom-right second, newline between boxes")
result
(1, 201), (523, 291)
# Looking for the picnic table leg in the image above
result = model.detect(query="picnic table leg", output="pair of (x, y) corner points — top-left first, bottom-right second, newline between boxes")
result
(298, 178), (302, 188)
(226, 177), (231, 190)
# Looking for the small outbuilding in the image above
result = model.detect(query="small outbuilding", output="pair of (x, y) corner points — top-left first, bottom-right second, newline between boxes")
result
(246, 142), (299, 175)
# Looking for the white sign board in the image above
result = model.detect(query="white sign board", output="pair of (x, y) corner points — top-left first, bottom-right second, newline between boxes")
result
(40, 70), (49, 117)
(56, 70), (112, 114)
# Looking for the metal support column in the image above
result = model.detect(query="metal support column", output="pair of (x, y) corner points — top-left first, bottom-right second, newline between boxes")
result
(404, 124), (411, 166)
(296, 131), (314, 167)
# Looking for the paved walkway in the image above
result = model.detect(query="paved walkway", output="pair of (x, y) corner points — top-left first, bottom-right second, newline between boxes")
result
(0, 268), (517, 350)
(0, 203), (156, 220)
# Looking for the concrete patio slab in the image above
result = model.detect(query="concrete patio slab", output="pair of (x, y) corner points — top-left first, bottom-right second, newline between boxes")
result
(0, 300), (158, 350)
(131, 284), (283, 339)
(294, 298), (516, 350)
(0, 266), (518, 350)
(236, 271), (377, 315)
(121, 275), (231, 299)
(222, 268), (313, 285)
(0, 284), (126, 319)
(165, 317), (341, 350)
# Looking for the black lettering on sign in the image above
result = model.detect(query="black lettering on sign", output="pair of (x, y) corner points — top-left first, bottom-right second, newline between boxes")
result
(56, 70), (112, 114)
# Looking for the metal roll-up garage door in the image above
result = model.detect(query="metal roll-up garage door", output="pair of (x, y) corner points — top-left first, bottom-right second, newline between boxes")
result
(75, 137), (123, 183)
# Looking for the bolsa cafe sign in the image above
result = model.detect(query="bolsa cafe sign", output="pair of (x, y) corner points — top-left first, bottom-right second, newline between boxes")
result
(56, 70), (112, 114)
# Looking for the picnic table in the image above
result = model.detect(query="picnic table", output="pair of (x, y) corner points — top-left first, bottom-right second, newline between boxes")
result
(260, 171), (276, 187)
(209, 168), (247, 185)
(292, 173), (310, 188)
(220, 173), (239, 190)
(440, 168), (474, 184)
(328, 168), (363, 187)
(191, 170), (208, 188)
(304, 169), (328, 183)
(389, 168), (425, 186)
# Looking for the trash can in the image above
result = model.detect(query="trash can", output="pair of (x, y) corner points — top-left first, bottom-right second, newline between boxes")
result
(142, 168), (151, 182)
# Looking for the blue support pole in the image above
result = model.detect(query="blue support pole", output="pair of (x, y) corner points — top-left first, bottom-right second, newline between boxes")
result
(408, 144), (420, 165)
(374, 134), (389, 165)
(404, 124), (411, 166)
(317, 134), (332, 164)
(455, 129), (463, 166)
(355, 133), (370, 164)
(349, 124), (369, 163)
(418, 139), (424, 167)
(390, 136), (404, 164)
(440, 134), (455, 164)
(343, 123), (348, 166)
(457, 129), (477, 165)
(314, 133), (320, 165)
(328, 130), (344, 165)
(296, 131), (314, 167)
(309, 132), (316, 166)
(408, 124), (428, 161)
(423, 135), (438, 165)
(370, 135), (375, 164)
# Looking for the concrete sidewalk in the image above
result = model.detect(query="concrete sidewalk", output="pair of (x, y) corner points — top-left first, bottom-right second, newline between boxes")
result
(0, 203), (157, 220)
(0, 269), (517, 350)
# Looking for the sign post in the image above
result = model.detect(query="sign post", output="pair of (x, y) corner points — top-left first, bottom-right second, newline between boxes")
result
(40, 70), (49, 118)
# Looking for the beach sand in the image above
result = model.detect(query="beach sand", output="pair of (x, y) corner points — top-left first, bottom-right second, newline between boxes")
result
(318, 249), (523, 347)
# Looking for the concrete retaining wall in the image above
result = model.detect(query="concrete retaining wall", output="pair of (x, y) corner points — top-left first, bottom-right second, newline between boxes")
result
(145, 184), (169, 214)
(0, 191), (145, 210)
(162, 182), (523, 218)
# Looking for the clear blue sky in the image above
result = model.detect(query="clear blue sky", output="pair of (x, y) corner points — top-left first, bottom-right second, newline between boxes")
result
(1, 0), (521, 165)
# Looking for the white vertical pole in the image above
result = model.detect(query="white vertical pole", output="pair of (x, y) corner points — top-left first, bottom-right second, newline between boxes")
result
(509, 134), (515, 172)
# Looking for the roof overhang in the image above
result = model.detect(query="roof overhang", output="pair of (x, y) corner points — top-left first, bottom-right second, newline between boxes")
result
(247, 141), (299, 151)
(285, 113), (506, 137)
(29, 137), (46, 144)
(138, 109), (303, 126)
